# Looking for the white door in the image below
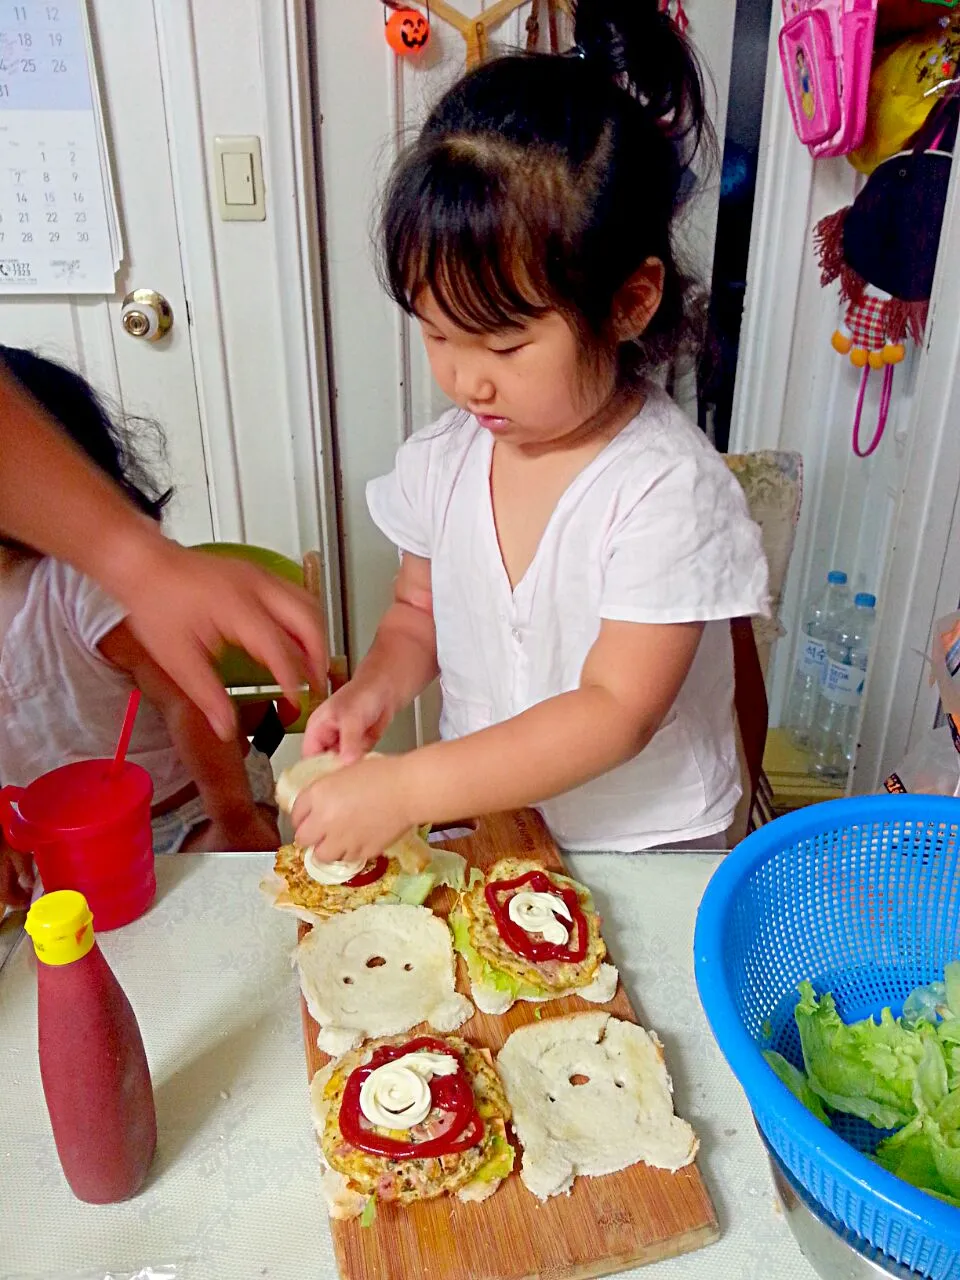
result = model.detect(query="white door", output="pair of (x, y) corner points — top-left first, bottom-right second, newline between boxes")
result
(0, 2), (213, 546)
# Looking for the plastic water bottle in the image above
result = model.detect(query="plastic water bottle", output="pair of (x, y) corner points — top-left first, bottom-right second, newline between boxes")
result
(812, 593), (877, 782)
(785, 571), (850, 747)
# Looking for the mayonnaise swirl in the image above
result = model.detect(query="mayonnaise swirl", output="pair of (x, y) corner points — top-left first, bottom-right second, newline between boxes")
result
(508, 889), (572, 946)
(359, 1051), (459, 1129)
(303, 846), (367, 886)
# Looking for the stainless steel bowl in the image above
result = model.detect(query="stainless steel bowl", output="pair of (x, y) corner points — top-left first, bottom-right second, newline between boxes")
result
(760, 1132), (920, 1279)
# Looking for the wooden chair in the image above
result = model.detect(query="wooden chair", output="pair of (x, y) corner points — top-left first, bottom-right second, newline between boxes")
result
(192, 542), (347, 757)
(725, 451), (803, 841)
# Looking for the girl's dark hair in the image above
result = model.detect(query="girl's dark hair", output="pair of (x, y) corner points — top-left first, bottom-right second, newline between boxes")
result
(0, 345), (172, 527)
(380, 0), (711, 387)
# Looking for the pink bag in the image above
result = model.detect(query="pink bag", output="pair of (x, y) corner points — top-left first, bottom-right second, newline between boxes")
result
(779, 0), (877, 157)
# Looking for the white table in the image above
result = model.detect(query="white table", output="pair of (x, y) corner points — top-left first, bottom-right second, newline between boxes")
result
(0, 853), (818, 1280)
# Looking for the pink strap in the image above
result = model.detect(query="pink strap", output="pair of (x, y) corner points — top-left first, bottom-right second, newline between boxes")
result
(852, 364), (894, 459)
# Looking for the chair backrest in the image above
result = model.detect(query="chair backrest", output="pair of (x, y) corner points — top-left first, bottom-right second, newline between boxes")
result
(191, 542), (334, 742)
(725, 451), (803, 677)
(724, 451), (803, 838)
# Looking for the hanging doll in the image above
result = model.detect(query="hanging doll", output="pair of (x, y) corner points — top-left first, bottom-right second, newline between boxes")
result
(814, 92), (958, 455)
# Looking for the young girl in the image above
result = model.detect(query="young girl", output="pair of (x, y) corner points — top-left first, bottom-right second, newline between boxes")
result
(0, 347), (280, 868)
(292, 0), (769, 859)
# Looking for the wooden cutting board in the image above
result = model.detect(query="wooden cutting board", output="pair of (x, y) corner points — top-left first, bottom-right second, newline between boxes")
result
(299, 808), (719, 1280)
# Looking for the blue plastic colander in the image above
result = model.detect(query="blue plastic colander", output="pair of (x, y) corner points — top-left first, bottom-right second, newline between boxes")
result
(695, 795), (960, 1278)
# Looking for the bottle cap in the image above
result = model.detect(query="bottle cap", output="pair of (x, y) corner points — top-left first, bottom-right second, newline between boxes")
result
(828, 571), (848, 585)
(855, 592), (877, 609)
(25, 890), (95, 966)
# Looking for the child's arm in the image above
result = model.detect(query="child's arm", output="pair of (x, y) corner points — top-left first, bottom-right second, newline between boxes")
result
(291, 618), (704, 863)
(98, 623), (278, 851)
(303, 553), (438, 760)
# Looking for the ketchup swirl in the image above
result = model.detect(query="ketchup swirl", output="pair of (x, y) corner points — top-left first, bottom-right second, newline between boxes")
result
(343, 855), (389, 888)
(485, 870), (588, 963)
(339, 1036), (483, 1159)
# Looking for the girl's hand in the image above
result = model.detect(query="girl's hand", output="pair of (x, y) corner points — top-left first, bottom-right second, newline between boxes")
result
(291, 755), (412, 864)
(303, 676), (396, 763)
(0, 844), (34, 911)
(187, 806), (281, 853)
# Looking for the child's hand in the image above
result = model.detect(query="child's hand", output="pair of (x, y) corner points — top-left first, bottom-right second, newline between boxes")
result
(0, 844), (34, 911)
(186, 806), (280, 853)
(291, 755), (412, 864)
(303, 677), (396, 763)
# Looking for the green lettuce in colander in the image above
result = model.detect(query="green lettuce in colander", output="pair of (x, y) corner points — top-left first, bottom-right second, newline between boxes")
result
(762, 963), (960, 1207)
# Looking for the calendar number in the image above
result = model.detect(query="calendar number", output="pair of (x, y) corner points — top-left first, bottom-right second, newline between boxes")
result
(0, 6), (119, 293)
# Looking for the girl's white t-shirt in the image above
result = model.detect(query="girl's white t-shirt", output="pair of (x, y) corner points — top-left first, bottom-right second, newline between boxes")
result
(367, 390), (770, 851)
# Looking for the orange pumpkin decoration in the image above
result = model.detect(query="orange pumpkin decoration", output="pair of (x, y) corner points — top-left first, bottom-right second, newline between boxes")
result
(386, 7), (431, 54)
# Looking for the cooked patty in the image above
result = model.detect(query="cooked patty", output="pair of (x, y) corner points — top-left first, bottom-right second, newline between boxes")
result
(462, 857), (606, 991)
(318, 1033), (511, 1205)
(274, 844), (401, 917)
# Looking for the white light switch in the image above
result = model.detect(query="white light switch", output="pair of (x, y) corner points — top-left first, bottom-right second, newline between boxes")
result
(213, 136), (265, 222)
(222, 151), (255, 205)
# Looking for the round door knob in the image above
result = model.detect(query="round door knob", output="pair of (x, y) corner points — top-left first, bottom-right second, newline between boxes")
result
(120, 289), (173, 342)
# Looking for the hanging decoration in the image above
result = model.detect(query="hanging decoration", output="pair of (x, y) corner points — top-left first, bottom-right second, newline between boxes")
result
(849, 13), (960, 174)
(814, 94), (958, 456)
(659, 0), (690, 34)
(526, 0), (562, 52)
(384, 2), (432, 55)
(382, 0), (575, 69)
(428, 0), (539, 68)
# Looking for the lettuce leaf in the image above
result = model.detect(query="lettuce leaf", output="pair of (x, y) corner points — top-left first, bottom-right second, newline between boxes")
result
(359, 1195), (376, 1227)
(795, 981), (937, 1130)
(472, 1131), (514, 1184)
(449, 907), (550, 1003)
(390, 872), (437, 907)
(762, 1050), (830, 1124)
(875, 1088), (960, 1205)
(387, 849), (467, 907)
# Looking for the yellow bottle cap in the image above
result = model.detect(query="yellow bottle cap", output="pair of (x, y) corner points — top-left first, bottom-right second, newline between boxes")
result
(25, 890), (95, 966)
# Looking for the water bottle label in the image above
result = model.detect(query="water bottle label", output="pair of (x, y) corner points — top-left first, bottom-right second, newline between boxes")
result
(798, 633), (827, 680)
(822, 659), (863, 707)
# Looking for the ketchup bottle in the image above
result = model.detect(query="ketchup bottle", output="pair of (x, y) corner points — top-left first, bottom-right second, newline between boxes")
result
(25, 889), (157, 1203)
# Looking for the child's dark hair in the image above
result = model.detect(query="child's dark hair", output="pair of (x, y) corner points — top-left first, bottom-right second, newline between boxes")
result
(381, 0), (710, 388)
(0, 345), (172, 531)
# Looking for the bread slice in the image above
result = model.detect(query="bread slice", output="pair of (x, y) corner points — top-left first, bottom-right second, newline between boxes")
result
(497, 1011), (698, 1200)
(310, 1035), (513, 1218)
(295, 902), (473, 1056)
(275, 752), (431, 876)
